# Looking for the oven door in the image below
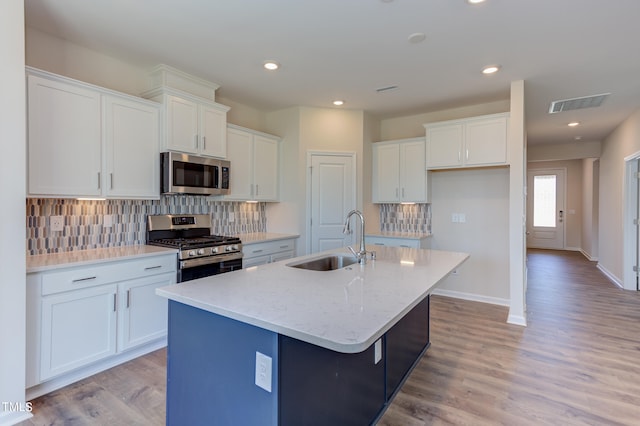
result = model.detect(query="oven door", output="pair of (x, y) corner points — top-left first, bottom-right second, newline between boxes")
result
(178, 253), (243, 282)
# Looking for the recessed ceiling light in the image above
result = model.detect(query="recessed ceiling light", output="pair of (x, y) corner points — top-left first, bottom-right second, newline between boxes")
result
(575, 136), (582, 140)
(263, 61), (279, 71)
(467, 0), (486, 4)
(408, 32), (426, 44)
(568, 122), (580, 127)
(482, 65), (501, 75)
(333, 100), (345, 106)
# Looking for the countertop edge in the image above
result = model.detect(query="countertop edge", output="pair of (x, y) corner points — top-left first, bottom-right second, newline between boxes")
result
(26, 245), (179, 273)
(235, 232), (300, 245)
(157, 248), (469, 353)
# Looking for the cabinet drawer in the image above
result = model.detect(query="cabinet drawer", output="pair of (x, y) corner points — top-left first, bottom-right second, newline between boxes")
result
(42, 254), (176, 296)
(243, 239), (295, 258)
(366, 236), (422, 249)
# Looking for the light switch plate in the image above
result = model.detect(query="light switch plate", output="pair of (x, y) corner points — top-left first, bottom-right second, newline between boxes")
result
(255, 351), (272, 392)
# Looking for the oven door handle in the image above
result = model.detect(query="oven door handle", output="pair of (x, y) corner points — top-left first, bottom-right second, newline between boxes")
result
(180, 253), (243, 269)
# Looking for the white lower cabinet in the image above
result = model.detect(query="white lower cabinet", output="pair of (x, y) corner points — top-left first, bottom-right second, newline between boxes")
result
(40, 284), (118, 381)
(117, 273), (173, 351)
(366, 235), (431, 249)
(27, 253), (176, 394)
(243, 238), (296, 268)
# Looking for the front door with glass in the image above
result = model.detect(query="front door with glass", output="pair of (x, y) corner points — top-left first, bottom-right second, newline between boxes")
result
(526, 168), (566, 249)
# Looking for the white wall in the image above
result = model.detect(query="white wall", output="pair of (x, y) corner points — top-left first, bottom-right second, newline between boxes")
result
(598, 108), (640, 282)
(581, 159), (599, 260)
(430, 168), (510, 305)
(528, 140), (601, 162)
(266, 107), (366, 254)
(1, 1), (28, 425)
(528, 160), (584, 250)
(380, 100), (510, 140)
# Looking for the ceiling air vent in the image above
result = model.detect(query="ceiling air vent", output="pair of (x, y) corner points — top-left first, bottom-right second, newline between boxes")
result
(548, 93), (610, 114)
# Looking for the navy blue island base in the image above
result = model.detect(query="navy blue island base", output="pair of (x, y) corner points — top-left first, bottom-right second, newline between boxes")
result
(166, 296), (430, 426)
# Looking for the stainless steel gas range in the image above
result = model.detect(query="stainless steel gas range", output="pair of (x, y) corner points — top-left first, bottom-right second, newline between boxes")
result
(146, 214), (242, 283)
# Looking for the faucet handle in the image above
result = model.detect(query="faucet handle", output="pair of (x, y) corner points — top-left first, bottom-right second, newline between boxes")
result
(369, 250), (376, 260)
(347, 246), (358, 257)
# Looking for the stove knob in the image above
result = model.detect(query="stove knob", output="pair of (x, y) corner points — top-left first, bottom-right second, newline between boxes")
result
(211, 247), (219, 254)
(188, 250), (196, 257)
(197, 249), (205, 255)
(225, 245), (233, 252)
(232, 244), (239, 251)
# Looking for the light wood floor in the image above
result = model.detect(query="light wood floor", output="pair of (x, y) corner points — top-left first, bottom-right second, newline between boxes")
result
(20, 249), (640, 425)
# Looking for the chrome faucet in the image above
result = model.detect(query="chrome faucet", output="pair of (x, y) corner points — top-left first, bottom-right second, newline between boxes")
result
(342, 209), (369, 265)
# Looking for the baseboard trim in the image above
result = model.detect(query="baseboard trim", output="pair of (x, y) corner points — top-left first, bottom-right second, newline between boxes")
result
(580, 249), (598, 261)
(596, 263), (623, 289)
(507, 313), (527, 326)
(431, 288), (510, 307)
(26, 338), (166, 401)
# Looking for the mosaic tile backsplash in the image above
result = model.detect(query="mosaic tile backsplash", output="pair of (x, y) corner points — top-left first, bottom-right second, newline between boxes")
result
(26, 197), (266, 255)
(379, 203), (431, 233)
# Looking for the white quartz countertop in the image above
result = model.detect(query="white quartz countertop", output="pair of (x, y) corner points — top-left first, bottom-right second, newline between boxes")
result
(234, 232), (299, 244)
(157, 245), (468, 353)
(26, 245), (178, 273)
(365, 231), (432, 240)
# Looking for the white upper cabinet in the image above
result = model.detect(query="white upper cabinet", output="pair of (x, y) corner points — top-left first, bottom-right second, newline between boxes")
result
(424, 113), (509, 170)
(372, 138), (429, 203)
(103, 95), (160, 198)
(27, 68), (161, 199)
(147, 88), (229, 158)
(226, 125), (280, 201)
(27, 73), (103, 197)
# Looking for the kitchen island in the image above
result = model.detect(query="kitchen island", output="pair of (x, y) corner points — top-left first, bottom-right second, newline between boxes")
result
(157, 245), (468, 425)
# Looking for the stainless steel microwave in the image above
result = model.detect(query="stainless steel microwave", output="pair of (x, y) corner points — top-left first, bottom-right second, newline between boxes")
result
(161, 152), (230, 196)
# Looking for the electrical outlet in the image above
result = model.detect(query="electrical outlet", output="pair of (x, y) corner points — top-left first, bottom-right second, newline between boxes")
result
(103, 215), (113, 228)
(50, 215), (64, 232)
(374, 339), (382, 364)
(255, 351), (272, 392)
(458, 213), (466, 223)
(229, 212), (235, 222)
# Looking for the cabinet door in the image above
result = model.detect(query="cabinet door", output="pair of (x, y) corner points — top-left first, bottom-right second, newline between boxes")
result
(226, 128), (254, 199)
(426, 123), (463, 169)
(372, 143), (400, 203)
(166, 95), (198, 154)
(199, 105), (227, 158)
(465, 116), (508, 166)
(399, 140), (427, 202)
(27, 74), (102, 197)
(253, 135), (279, 201)
(40, 284), (117, 381)
(118, 272), (174, 351)
(103, 95), (160, 199)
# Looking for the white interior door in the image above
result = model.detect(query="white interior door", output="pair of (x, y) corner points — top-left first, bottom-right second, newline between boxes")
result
(309, 153), (356, 253)
(527, 168), (566, 249)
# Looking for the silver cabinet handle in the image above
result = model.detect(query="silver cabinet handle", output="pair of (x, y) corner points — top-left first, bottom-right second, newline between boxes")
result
(203, 136), (206, 150)
(113, 293), (117, 312)
(252, 249), (264, 253)
(97, 172), (101, 190)
(72, 276), (97, 283)
(126, 289), (131, 308)
(466, 149), (469, 161)
(194, 135), (198, 148)
(110, 173), (114, 189)
(144, 265), (162, 271)
(279, 245), (289, 249)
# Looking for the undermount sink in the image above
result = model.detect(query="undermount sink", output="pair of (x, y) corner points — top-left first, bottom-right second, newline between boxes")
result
(287, 254), (358, 271)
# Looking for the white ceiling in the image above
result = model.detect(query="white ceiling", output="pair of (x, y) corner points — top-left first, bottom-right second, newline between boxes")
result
(24, 0), (640, 146)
